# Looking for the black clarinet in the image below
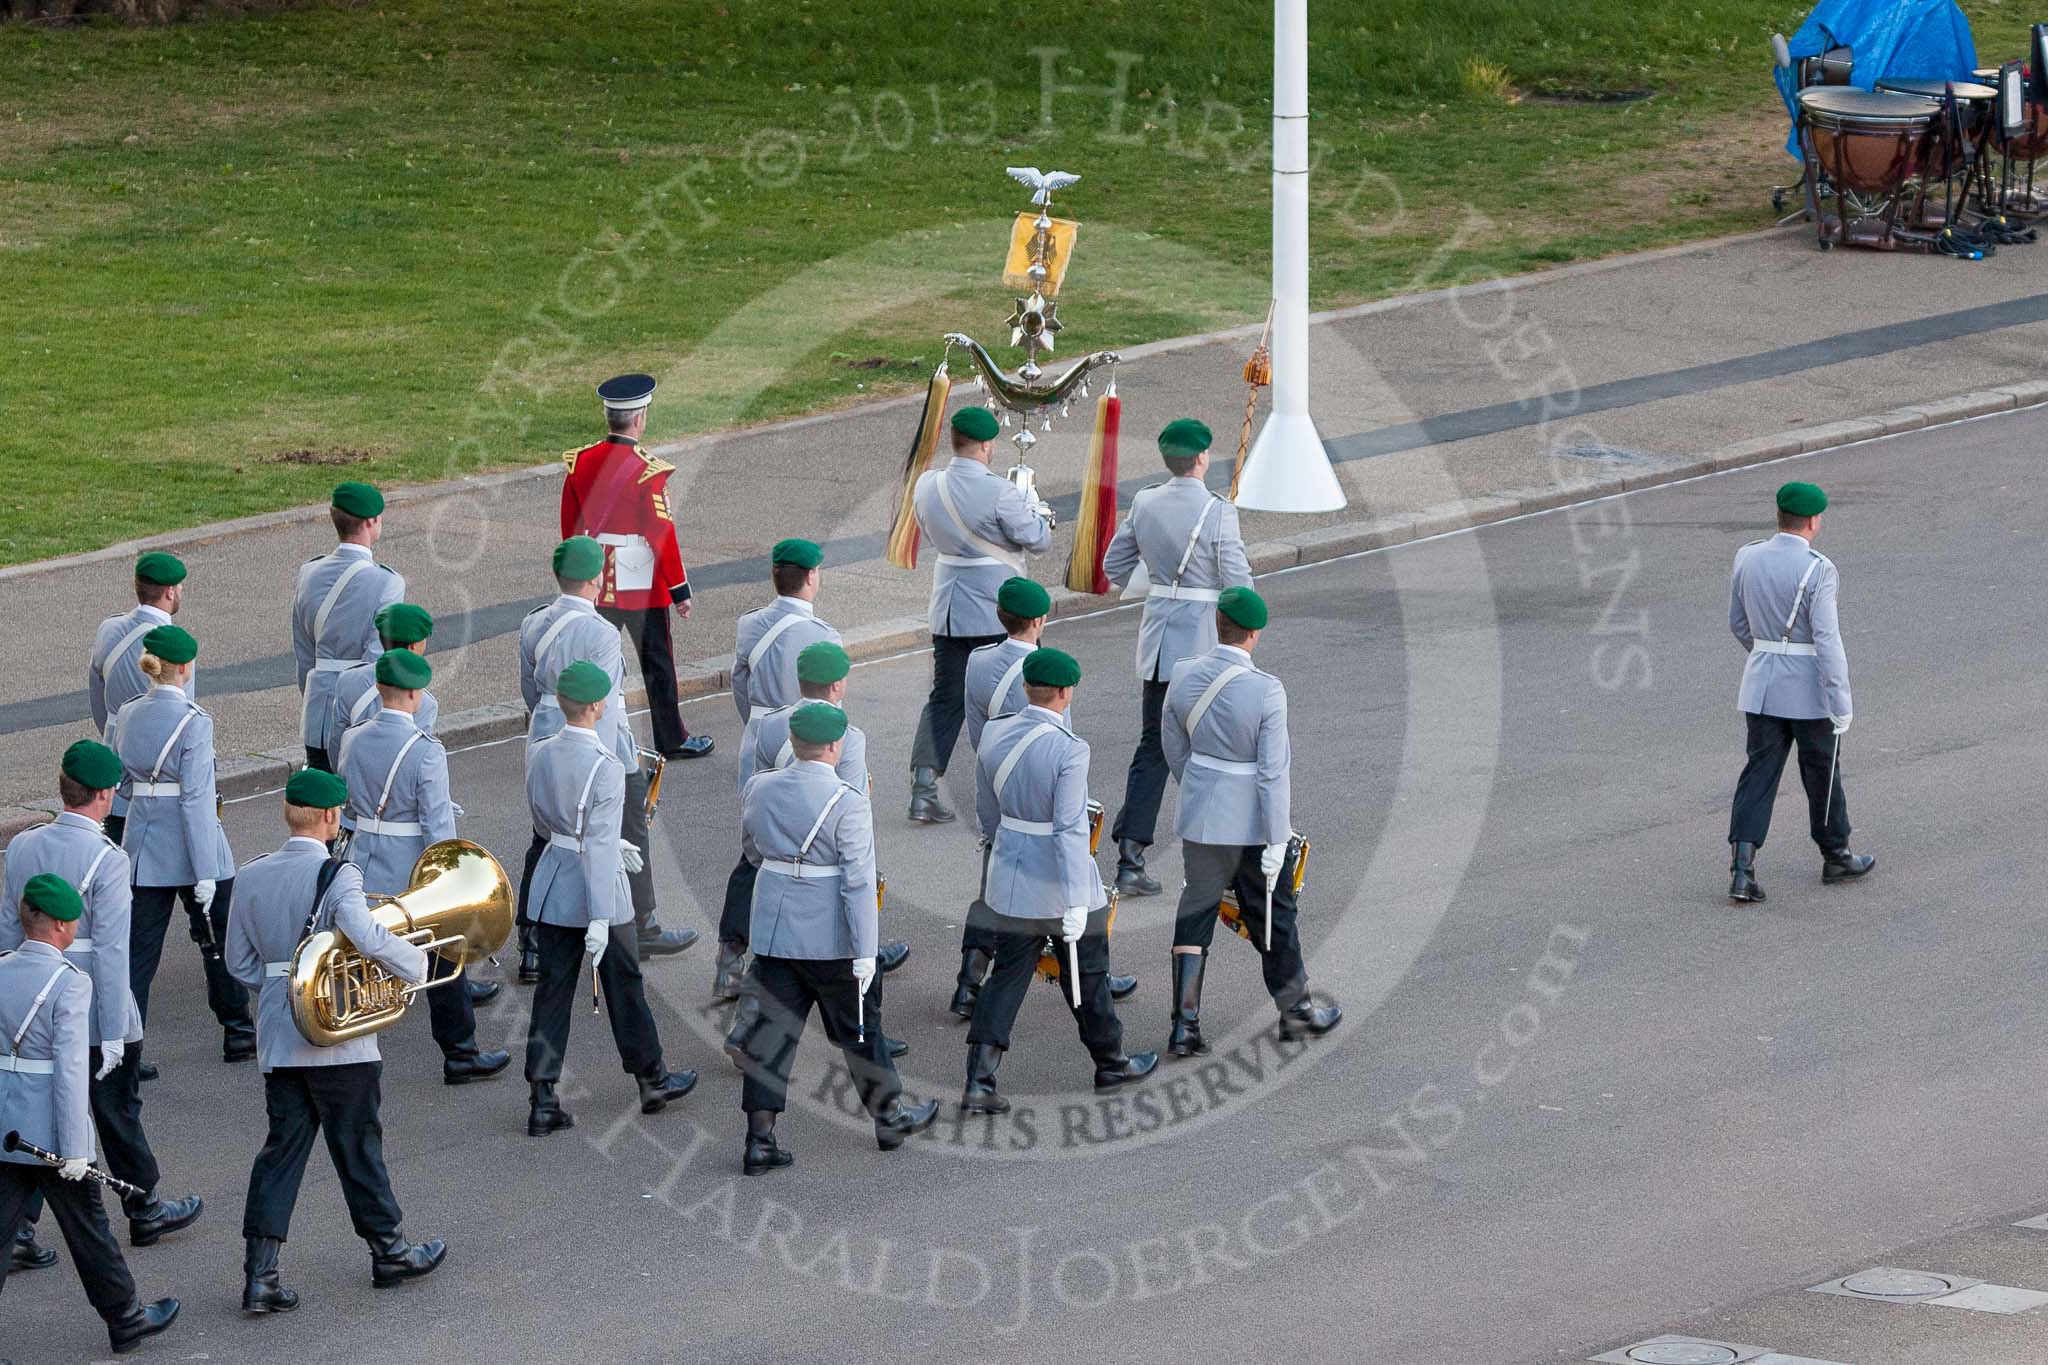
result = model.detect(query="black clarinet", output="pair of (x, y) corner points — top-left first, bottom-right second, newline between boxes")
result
(3, 1130), (145, 1202)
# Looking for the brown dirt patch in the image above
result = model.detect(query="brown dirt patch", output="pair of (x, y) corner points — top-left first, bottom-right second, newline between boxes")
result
(262, 447), (377, 466)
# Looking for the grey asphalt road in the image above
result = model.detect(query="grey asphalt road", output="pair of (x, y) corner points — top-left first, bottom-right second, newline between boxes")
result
(7, 406), (2048, 1365)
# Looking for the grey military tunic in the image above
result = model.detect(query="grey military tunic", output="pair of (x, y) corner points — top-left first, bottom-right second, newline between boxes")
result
(224, 838), (428, 1071)
(964, 635), (1078, 753)
(0, 941), (93, 1164)
(1102, 477), (1254, 682)
(911, 456), (1053, 637)
(1161, 644), (1292, 847)
(1729, 531), (1851, 720)
(326, 659), (439, 755)
(292, 544), (404, 747)
(1, 813), (142, 1047)
(741, 760), (877, 960)
(337, 708), (456, 897)
(732, 597), (842, 768)
(88, 603), (189, 734)
(525, 726), (629, 929)
(974, 705), (1105, 921)
(520, 595), (634, 762)
(743, 705), (869, 791)
(108, 685), (234, 887)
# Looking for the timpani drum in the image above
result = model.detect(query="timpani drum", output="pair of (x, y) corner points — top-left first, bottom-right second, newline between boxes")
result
(1797, 87), (1940, 248)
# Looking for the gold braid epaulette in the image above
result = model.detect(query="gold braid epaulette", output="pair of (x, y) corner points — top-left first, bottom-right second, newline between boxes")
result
(635, 448), (676, 484)
(561, 447), (581, 474)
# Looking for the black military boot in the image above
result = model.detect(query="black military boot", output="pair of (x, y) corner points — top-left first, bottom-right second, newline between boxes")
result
(877, 941), (911, 973)
(368, 1231), (447, 1286)
(743, 1109), (793, 1175)
(125, 1191), (203, 1247)
(527, 1081), (574, 1136)
(1729, 841), (1765, 902)
(442, 1048), (511, 1086)
(107, 1297), (179, 1353)
(517, 922), (541, 985)
(240, 1236), (297, 1315)
(1278, 994), (1343, 1042)
(1822, 848), (1876, 883)
(711, 940), (747, 1001)
(219, 1008), (257, 1064)
(960, 1042), (1010, 1114)
(465, 977), (502, 1006)
(11, 1225), (55, 1270)
(873, 1096), (941, 1152)
(885, 1036), (910, 1059)
(637, 921), (700, 957)
(638, 1065), (699, 1114)
(908, 767), (955, 824)
(1115, 839), (1162, 897)
(1093, 1050), (1161, 1091)
(1110, 973), (1138, 1000)
(949, 947), (993, 1018)
(1167, 951), (1209, 1058)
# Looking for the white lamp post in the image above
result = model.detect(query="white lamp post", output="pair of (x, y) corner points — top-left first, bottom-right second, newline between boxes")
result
(1235, 0), (1346, 513)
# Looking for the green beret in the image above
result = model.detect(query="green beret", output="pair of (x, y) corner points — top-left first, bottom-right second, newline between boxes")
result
(62, 740), (123, 792)
(1022, 647), (1081, 688)
(375, 602), (434, 645)
(788, 701), (848, 745)
(1776, 481), (1827, 518)
(134, 552), (187, 587)
(141, 624), (197, 665)
(21, 873), (82, 923)
(556, 659), (612, 705)
(1158, 418), (1213, 460)
(285, 767), (349, 809)
(332, 481), (384, 518)
(1218, 585), (1268, 631)
(796, 641), (850, 684)
(951, 406), (1000, 442)
(376, 649), (432, 689)
(553, 535), (604, 582)
(997, 576), (1051, 618)
(771, 537), (823, 570)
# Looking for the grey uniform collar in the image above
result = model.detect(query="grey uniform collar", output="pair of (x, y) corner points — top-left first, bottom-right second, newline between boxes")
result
(53, 811), (101, 833)
(282, 836), (327, 854)
(1017, 704), (1071, 731)
(333, 543), (373, 561)
(559, 724), (604, 745)
(771, 596), (816, 616)
(551, 594), (597, 615)
(15, 940), (65, 962)
(132, 603), (171, 625)
(1214, 644), (1252, 663)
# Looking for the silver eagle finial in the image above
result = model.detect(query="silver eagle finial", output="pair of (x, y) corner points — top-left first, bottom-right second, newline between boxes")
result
(1005, 166), (1081, 206)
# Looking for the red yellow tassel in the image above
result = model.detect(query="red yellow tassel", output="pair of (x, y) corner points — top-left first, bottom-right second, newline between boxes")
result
(887, 366), (952, 571)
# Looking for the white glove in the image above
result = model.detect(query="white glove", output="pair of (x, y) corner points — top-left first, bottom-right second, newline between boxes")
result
(584, 920), (609, 967)
(450, 801), (466, 821)
(95, 1040), (125, 1081)
(1830, 713), (1852, 736)
(851, 956), (877, 995)
(192, 879), (216, 911)
(57, 1157), (90, 1182)
(1261, 842), (1288, 886)
(619, 839), (644, 875)
(1061, 906), (1088, 942)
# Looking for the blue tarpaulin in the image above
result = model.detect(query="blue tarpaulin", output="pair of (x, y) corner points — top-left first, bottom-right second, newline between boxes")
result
(1776, 0), (1980, 157)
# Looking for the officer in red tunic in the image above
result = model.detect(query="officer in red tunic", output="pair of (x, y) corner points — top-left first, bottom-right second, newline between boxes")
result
(560, 374), (714, 760)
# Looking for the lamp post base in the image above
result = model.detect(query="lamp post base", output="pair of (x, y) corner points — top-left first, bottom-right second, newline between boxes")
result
(1236, 410), (1346, 512)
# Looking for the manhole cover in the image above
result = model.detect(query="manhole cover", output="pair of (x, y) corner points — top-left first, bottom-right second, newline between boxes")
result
(1842, 1269), (1953, 1298)
(1625, 1344), (1740, 1364)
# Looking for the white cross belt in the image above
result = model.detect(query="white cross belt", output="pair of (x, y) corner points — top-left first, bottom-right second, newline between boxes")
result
(354, 818), (424, 837)
(999, 816), (1055, 836)
(1147, 585), (1221, 602)
(1188, 753), (1259, 775)
(1751, 640), (1818, 656)
(128, 782), (182, 798)
(759, 860), (842, 880)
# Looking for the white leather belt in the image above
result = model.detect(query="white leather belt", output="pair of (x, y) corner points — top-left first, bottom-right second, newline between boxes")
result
(0, 1056), (54, 1075)
(999, 816), (1055, 836)
(760, 860), (841, 880)
(310, 658), (355, 673)
(1751, 639), (1818, 656)
(1148, 584), (1221, 602)
(1189, 753), (1259, 775)
(66, 939), (93, 954)
(548, 833), (585, 854)
(354, 818), (423, 837)
(129, 782), (181, 798)
(265, 961), (293, 978)
(937, 553), (1002, 568)
(594, 533), (649, 549)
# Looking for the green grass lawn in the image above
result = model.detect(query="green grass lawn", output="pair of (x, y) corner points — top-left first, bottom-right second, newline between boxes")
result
(0, 0), (2028, 563)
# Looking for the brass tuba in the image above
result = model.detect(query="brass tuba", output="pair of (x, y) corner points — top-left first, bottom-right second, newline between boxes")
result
(289, 839), (514, 1047)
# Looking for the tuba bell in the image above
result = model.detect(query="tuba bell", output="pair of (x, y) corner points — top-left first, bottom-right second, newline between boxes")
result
(289, 839), (514, 1047)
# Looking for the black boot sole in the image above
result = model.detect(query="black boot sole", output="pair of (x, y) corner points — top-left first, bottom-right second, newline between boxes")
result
(1167, 1038), (1210, 1058)
(526, 1115), (574, 1137)
(948, 992), (978, 1019)
(372, 1259), (446, 1287)
(241, 1293), (298, 1315)
(444, 1067), (510, 1086)
(959, 1094), (1010, 1115)
(1116, 880), (1162, 898)
(1729, 885), (1766, 903)
(1822, 862), (1875, 884)
(130, 1218), (200, 1248)
(743, 1151), (794, 1176)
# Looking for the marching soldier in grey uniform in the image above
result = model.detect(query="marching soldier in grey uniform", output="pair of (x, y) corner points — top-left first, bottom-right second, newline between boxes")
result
(88, 552), (191, 849)
(522, 662), (697, 1138)
(1161, 588), (1339, 1055)
(961, 649), (1157, 1113)
(515, 538), (694, 978)
(1101, 418), (1253, 898)
(224, 769), (446, 1313)
(0, 874), (180, 1354)
(335, 652), (510, 1086)
(292, 482), (403, 772)
(107, 625), (255, 1063)
(1727, 481), (1874, 902)
(716, 539), (845, 995)
(725, 643), (907, 1060)
(954, 578), (1135, 1018)
(323, 602), (440, 757)
(1, 742), (202, 1255)
(906, 406), (1054, 824)
(731, 702), (938, 1174)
